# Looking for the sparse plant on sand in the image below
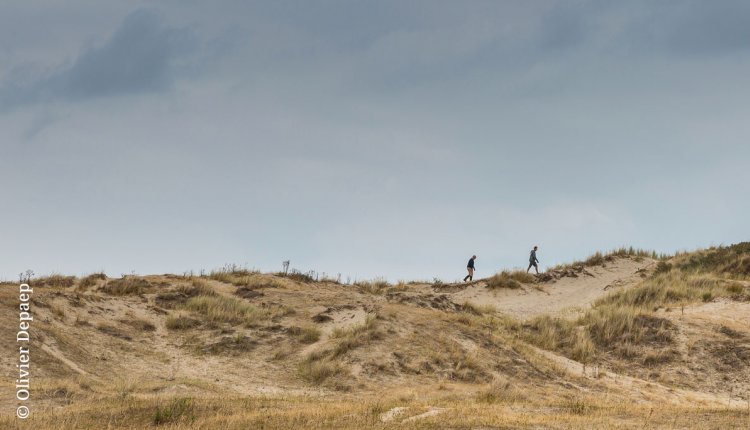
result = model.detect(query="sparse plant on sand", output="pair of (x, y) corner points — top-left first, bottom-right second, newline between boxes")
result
(288, 325), (322, 343)
(487, 271), (534, 289)
(34, 274), (77, 288)
(298, 355), (345, 384)
(100, 276), (152, 296)
(78, 272), (107, 290)
(355, 278), (391, 295)
(153, 397), (194, 425)
(165, 314), (200, 330)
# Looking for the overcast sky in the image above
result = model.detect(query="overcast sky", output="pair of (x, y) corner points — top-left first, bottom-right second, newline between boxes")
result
(2, 1), (749, 282)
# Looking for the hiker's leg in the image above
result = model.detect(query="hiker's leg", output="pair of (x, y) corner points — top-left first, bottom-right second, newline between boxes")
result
(527, 262), (532, 273)
(534, 263), (539, 274)
(468, 268), (474, 281)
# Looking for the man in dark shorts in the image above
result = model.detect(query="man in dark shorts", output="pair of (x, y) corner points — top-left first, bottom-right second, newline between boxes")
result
(527, 246), (540, 274)
(464, 255), (477, 282)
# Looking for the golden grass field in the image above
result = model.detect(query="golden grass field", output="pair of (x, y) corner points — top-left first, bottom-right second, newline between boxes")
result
(1, 244), (749, 429)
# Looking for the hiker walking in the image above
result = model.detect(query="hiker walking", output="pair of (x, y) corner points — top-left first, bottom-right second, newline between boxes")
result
(464, 255), (477, 282)
(527, 246), (540, 274)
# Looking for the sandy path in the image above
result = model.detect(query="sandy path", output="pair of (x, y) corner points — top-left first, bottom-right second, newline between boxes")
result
(449, 258), (654, 320)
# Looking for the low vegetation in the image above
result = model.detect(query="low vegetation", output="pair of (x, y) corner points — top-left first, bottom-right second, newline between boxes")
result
(34, 274), (77, 288)
(100, 276), (152, 296)
(207, 267), (285, 289)
(355, 278), (391, 295)
(513, 243), (750, 366)
(165, 314), (201, 330)
(330, 314), (382, 357)
(671, 242), (750, 277)
(486, 270), (535, 289)
(3, 243), (749, 429)
(153, 397), (194, 425)
(184, 295), (268, 326)
(297, 356), (345, 384)
(78, 272), (107, 289)
(288, 325), (322, 343)
(554, 247), (667, 271)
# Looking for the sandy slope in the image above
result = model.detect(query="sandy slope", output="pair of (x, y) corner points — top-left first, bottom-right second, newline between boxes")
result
(1, 257), (748, 429)
(425, 257), (656, 320)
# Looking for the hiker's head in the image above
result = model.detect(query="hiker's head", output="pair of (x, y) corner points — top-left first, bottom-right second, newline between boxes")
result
(533, 246), (538, 250)
(472, 255), (477, 259)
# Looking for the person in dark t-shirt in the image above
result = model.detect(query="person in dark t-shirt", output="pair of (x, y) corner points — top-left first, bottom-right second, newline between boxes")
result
(527, 246), (540, 274)
(464, 255), (477, 282)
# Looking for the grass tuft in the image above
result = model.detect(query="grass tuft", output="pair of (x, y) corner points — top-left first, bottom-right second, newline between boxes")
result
(487, 271), (534, 289)
(100, 277), (152, 296)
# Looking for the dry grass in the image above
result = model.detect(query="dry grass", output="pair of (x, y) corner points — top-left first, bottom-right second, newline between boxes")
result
(554, 247), (667, 271)
(280, 270), (316, 283)
(1, 393), (747, 429)
(208, 270), (285, 289)
(518, 304), (676, 364)
(427, 338), (490, 382)
(178, 278), (218, 296)
(596, 271), (744, 310)
(297, 356), (345, 384)
(330, 314), (383, 357)
(152, 397), (194, 425)
(461, 301), (496, 315)
(486, 270), (534, 289)
(78, 272), (107, 290)
(100, 276), (152, 296)
(183, 295), (268, 326)
(2, 244), (749, 429)
(672, 242), (750, 277)
(355, 278), (391, 295)
(287, 325), (322, 343)
(119, 318), (156, 332)
(475, 377), (524, 403)
(165, 314), (200, 330)
(34, 274), (77, 288)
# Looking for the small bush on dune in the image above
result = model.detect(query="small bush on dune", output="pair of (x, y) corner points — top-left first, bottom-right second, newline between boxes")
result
(461, 301), (496, 315)
(298, 356), (344, 384)
(355, 278), (391, 295)
(487, 271), (534, 289)
(476, 378), (524, 403)
(235, 276), (285, 289)
(100, 277), (152, 296)
(288, 325), (321, 343)
(584, 306), (675, 349)
(153, 397), (194, 425)
(184, 295), (267, 326)
(585, 252), (605, 266)
(120, 318), (156, 332)
(673, 242), (750, 277)
(34, 275), (76, 288)
(559, 247), (665, 270)
(597, 271), (734, 309)
(523, 315), (577, 350)
(176, 279), (217, 297)
(330, 315), (382, 357)
(208, 269), (284, 289)
(165, 315), (200, 330)
(78, 273), (107, 289)
(281, 270), (316, 283)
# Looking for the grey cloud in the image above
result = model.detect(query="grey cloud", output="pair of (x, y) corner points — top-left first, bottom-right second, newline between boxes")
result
(593, 1), (750, 57)
(0, 8), (197, 111)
